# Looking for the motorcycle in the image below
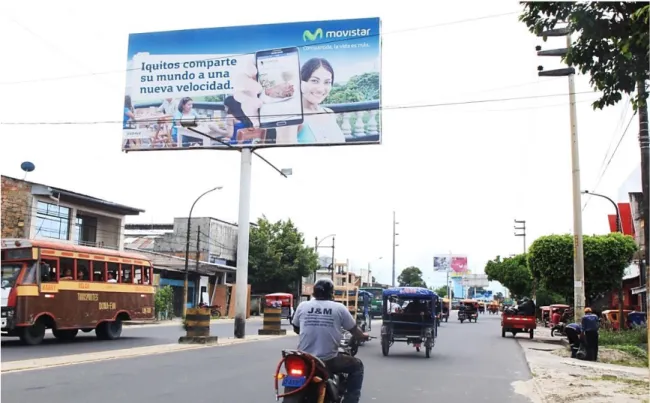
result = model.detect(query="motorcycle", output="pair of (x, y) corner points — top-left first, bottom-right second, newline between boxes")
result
(551, 322), (566, 337)
(274, 333), (371, 402)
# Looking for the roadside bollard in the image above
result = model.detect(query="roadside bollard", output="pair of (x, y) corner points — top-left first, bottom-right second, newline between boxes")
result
(258, 307), (287, 335)
(179, 307), (219, 344)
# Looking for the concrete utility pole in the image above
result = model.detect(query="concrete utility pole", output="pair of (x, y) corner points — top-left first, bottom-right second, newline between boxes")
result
(535, 26), (585, 321)
(514, 219), (527, 254)
(392, 211), (399, 287)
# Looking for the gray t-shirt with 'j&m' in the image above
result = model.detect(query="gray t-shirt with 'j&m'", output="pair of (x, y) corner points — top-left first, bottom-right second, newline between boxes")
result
(293, 299), (357, 361)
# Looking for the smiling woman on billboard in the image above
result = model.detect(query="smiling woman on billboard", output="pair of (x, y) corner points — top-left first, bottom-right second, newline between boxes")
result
(233, 56), (344, 145)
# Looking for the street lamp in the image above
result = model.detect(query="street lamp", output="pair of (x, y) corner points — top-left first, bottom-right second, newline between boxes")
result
(183, 186), (223, 318)
(581, 190), (625, 330)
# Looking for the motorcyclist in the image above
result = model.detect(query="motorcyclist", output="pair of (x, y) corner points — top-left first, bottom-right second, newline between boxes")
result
(292, 278), (368, 403)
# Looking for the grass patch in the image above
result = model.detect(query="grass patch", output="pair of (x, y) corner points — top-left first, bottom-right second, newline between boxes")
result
(599, 326), (647, 346)
(597, 374), (649, 387)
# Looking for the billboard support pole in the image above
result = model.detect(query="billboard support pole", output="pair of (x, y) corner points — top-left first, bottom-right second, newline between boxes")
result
(234, 148), (253, 339)
(448, 250), (452, 303)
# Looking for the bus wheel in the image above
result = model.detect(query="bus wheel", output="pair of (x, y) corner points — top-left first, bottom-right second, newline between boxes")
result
(19, 321), (46, 346)
(53, 329), (78, 341)
(96, 319), (123, 340)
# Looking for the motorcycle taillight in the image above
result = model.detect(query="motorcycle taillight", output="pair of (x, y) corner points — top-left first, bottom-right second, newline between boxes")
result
(285, 356), (307, 377)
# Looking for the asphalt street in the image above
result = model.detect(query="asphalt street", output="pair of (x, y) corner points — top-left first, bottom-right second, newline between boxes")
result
(1, 319), (272, 362)
(1, 313), (534, 403)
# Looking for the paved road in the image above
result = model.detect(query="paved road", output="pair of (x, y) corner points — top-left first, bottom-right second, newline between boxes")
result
(1, 313), (534, 403)
(1, 319), (280, 362)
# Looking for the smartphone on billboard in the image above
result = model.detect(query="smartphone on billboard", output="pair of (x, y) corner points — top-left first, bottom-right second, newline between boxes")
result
(255, 47), (304, 129)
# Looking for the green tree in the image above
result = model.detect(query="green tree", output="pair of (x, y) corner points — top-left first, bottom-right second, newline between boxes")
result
(433, 286), (454, 299)
(528, 233), (637, 304)
(397, 266), (427, 287)
(520, 3), (649, 271)
(154, 285), (174, 320)
(494, 292), (504, 302)
(484, 254), (533, 300)
(248, 216), (319, 293)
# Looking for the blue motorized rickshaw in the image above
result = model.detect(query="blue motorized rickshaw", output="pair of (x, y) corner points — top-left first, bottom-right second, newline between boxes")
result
(357, 290), (372, 334)
(380, 287), (439, 358)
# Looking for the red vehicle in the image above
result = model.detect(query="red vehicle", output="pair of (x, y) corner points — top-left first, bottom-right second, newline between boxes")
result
(265, 293), (294, 323)
(501, 313), (536, 339)
(1, 238), (155, 345)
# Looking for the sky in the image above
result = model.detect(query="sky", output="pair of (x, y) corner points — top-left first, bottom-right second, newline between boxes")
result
(0, 1), (643, 291)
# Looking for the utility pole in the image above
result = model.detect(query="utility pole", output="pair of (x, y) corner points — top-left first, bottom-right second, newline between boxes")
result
(514, 219), (527, 254)
(331, 236), (336, 282)
(392, 211), (399, 287)
(195, 225), (201, 306)
(535, 27), (585, 321)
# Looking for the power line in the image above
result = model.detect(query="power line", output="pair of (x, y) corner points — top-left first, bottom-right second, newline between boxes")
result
(582, 112), (637, 212)
(0, 90), (597, 126)
(0, 11), (519, 86)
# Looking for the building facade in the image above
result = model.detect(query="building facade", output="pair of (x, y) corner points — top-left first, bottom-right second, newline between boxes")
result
(1, 175), (144, 251)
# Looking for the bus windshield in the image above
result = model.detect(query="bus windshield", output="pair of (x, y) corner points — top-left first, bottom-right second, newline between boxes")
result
(1, 264), (22, 288)
(362, 288), (383, 300)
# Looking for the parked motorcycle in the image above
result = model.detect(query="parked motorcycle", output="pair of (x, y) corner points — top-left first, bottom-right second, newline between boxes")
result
(274, 333), (370, 402)
(551, 322), (566, 337)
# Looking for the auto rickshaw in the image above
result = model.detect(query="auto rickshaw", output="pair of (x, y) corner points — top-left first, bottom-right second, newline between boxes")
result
(540, 306), (551, 327)
(441, 298), (450, 322)
(458, 299), (479, 323)
(381, 287), (439, 358)
(601, 309), (633, 330)
(487, 302), (499, 314)
(356, 290), (372, 333)
(478, 302), (485, 314)
(549, 304), (570, 325)
(264, 293), (294, 323)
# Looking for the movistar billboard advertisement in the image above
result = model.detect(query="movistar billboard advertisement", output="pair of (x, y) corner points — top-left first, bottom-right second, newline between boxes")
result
(123, 18), (381, 151)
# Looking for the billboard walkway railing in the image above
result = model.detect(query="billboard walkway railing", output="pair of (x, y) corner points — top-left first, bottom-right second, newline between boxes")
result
(134, 101), (380, 144)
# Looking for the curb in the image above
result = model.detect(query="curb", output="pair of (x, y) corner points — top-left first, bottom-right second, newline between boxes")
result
(123, 317), (264, 328)
(1, 333), (294, 374)
(517, 340), (548, 403)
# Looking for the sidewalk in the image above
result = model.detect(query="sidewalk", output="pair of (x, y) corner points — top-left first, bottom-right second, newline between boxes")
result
(124, 316), (264, 328)
(517, 337), (649, 403)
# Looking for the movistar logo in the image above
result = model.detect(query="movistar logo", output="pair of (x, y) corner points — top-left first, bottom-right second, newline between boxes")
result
(303, 28), (323, 42)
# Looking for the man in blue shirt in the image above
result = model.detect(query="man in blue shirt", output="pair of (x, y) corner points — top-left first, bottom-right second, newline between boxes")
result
(564, 322), (582, 358)
(581, 307), (600, 361)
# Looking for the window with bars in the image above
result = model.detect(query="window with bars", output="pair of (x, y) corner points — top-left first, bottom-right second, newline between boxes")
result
(34, 201), (70, 240)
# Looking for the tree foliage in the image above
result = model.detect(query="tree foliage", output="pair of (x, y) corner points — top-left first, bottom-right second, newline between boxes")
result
(528, 233), (637, 303)
(519, 2), (649, 110)
(397, 266), (427, 288)
(484, 254), (533, 300)
(248, 216), (319, 293)
(433, 285), (453, 299)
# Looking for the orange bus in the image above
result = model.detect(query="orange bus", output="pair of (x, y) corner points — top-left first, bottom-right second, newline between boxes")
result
(1, 238), (155, 345)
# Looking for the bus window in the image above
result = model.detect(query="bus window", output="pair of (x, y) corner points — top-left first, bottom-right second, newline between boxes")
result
(77, 260), (90, 281)
(41, 259), (58, 282)
(1, 264), (21, 288)
(121, 264), (133, 284)
(107, 263), (119, 283)
(60, 258), (74, 280)
(22, 263), (37, 284)
(134, 265), (142, 284)
(92, 261), (106, 282)
(143, 267), (152, 285)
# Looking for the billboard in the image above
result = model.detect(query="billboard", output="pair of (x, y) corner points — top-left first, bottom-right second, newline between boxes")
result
(122, 18), (382, 151)
(434, 254), (469, 277)
(462, 274), (489, 288)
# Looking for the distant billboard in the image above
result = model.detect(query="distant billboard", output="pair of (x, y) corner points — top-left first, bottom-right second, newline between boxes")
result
(122, 18), (382, 151)
(434, 254), (469, 276)
(462, 274), (489, 288)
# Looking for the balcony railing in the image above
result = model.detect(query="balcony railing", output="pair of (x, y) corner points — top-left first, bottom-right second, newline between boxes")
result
(134, 101), (380, 143)
(76, 240), (118, 250)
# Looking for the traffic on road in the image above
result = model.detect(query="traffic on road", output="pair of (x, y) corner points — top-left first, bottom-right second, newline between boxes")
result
(1, 311), (533, 403)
